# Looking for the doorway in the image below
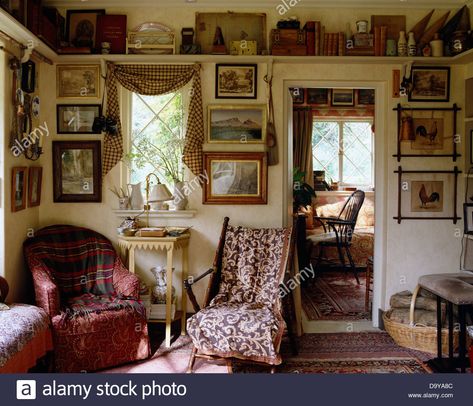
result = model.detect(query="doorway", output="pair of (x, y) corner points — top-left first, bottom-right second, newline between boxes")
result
(283, 80), (388, 330)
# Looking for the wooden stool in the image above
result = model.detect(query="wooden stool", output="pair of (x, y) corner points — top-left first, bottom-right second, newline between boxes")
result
(365, 257), (373, 312)
(419, 273), (473, 373)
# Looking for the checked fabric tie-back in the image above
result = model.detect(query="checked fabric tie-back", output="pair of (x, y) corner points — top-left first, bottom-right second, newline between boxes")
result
(103, 63), (204, 177)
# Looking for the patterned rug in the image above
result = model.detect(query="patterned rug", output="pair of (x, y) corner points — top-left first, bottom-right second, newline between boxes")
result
(235, 332), (432, 374)
(302, 271), (371, 321)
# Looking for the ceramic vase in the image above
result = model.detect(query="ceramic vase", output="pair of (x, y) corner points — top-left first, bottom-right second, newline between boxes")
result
(398, 31), (408, 56)
(407, 32), (416, 56)
(173, 181), (188, 210)
(151, 266), (176, 304)
(127, 182), (144, 210)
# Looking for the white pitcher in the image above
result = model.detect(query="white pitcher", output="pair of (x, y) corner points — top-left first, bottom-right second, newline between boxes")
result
(127, 182), (144, 210)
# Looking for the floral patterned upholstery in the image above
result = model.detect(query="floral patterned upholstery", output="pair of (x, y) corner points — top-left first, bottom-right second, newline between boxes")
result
(0, 304), (52, 372)
(187, 225), (291, 365)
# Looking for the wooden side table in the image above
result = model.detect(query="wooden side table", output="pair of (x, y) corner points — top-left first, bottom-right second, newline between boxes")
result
(117, 233), (190, 347)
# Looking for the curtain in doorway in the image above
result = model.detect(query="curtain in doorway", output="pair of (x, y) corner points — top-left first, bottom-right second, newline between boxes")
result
(293, 108), (314, 187)
(103, 63), (204, 177)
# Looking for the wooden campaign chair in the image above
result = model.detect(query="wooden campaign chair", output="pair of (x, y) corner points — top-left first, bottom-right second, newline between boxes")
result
(184, 217), (295, 373)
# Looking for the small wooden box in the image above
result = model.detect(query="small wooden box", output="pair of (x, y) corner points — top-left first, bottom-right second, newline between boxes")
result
(354, 33), (374, 47)
(271, 29), (306, 46)
(271, 45), (307, 56)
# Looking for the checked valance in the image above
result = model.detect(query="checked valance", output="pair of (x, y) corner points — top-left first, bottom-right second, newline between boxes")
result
(103, 63), (204, 176)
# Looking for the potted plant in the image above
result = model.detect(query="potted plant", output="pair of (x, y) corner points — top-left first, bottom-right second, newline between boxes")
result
(293, 168), (316, 211)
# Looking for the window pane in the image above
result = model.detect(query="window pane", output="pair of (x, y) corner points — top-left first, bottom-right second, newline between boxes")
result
(312, 121), (340, 183)
(342, 122), (373, 185)
(129, 92), (184, 189)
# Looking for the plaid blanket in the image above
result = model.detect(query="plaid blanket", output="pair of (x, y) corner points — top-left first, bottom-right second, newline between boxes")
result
(24, 225), (143, 319)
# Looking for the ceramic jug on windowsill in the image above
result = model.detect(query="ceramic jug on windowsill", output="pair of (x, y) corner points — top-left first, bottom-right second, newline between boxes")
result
(127, 182), (144, 210)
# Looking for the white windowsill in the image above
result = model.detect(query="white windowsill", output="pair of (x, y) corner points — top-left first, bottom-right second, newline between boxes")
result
(113, 209), (197, 219)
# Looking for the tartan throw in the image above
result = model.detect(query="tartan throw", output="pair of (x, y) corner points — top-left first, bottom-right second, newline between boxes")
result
(23, 225), (142, 319)
(104, 63), (204, 176)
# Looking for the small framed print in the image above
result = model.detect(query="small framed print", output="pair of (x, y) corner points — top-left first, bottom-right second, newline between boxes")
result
(11, 167), (27, 212)
(28, 167), (42, 207)
(290, 88), (305, 104)
(207, 105), (266, 144)
(53, 141), (102, 203)
(470, 129), (473, 165)
(203, 152), (267, 205)
(331, 89), (355, 106)
(464, 204), (473, 234)
(409, 66), (450, 102)
(357, 89), (375, 106)
(307, 88), (329, 106)
(66, 9), (105, 51)
(215, 64), (257, 99)
(57, 65), (101, 98)
(57, 104), (101, 134)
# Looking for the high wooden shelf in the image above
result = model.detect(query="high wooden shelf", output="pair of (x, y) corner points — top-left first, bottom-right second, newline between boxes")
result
(3, 7), (473, 65)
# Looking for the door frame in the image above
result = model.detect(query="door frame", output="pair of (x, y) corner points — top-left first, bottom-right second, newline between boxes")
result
(283, 80), (388, 327)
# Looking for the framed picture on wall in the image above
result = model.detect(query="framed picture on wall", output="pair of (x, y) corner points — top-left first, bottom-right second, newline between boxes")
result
(357, 89), (375, 106)
(290, 87), (305, 104)
(307, 88), (329, 106)
(28, 166), (42, 207)
(331, 89), (354, 106)
(53, 141), (102, 203)
(57, 65), (101, 98)
(464, 204), (473, 234)
(203, 152), (267, 204)
(215, 64), (257, 99)
(207, 105), (267, 144)
(11, 167), (27, 212)
(408, 66), (450, 102)
(470, 129), (473, 164)
(57, 104), (101, 134)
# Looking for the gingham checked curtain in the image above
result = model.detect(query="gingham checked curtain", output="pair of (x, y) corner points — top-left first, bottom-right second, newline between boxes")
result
(103, 63), (204, 177)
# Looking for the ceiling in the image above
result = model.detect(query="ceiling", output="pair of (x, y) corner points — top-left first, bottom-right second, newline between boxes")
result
(43, 0), (468, 10)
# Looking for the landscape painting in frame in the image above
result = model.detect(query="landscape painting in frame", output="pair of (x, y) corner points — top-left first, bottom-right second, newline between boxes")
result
(411, 181), (443, 213)
(216, 64), (257, 99)
(53, 141), (102, 202)
(409, 67), (450, 102)
(208, 105), (266, 144)
(11, 166), (27, 212)
(203, 152), (267, 204)
(57, 65), (101, 98)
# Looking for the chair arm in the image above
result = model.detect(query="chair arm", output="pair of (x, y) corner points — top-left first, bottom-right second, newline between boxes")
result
(184, 268), (216, 313)
(313, 216), (337, 232)
(113, 257), (140, 299)
(326, 219), (355, 226)
(28, 259), (61, 318)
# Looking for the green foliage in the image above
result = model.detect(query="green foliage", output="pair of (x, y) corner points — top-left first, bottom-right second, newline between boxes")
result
(293, 168), (316, 209)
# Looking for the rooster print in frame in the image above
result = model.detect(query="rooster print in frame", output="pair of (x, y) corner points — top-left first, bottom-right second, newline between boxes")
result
(411, 181), (443, 212)
(411, 117), (444, 151)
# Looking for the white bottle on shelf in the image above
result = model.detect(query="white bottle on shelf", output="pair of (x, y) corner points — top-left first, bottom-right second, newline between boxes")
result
(407, 32), (416, 56)
(398, 31), (408, 57)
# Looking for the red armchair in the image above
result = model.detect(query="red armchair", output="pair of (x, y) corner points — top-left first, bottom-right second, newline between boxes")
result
(24, 225), (150, 372)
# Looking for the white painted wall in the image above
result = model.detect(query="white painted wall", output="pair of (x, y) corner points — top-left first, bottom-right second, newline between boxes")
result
(2, 5), (469, 321)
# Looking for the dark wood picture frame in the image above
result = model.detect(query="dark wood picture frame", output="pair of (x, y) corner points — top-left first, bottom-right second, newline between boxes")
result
(66, 9), (105, 52)
(470, 129), (473, 165)
(357, 89), (375, 106)
(409, 66), (450, 102)
(203, 152), (267, 205)
(215, 64), (257, 99)
(57, 104), (101, 134)
(464, 203), (473, 235)
(393, 104), (461, 162)
(290, 87), (305, 104)
(28, 166), (42, 207)
(307, 88), (329, 106)
(394, 166), (460, 224)
(11, 166), (27, 212)
(53, 141), (102, 203)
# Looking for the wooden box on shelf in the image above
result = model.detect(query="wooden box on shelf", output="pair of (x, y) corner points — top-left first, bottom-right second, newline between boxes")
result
(271, 28), (307, 56)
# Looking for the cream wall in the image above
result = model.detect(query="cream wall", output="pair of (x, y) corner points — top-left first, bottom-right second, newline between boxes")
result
(2, 5), (469, 321)
(0, 40), (41, 303)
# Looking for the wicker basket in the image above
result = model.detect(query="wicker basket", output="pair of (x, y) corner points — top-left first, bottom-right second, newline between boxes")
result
(383, 285), (459, 354)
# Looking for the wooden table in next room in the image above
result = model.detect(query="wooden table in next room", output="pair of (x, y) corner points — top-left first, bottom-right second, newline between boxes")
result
(117, 233), (190, 347)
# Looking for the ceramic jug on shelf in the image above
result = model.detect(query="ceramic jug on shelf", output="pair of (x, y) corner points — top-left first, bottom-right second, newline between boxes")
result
(127, 182), (144, 210)
(398, 31), (408, 57)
